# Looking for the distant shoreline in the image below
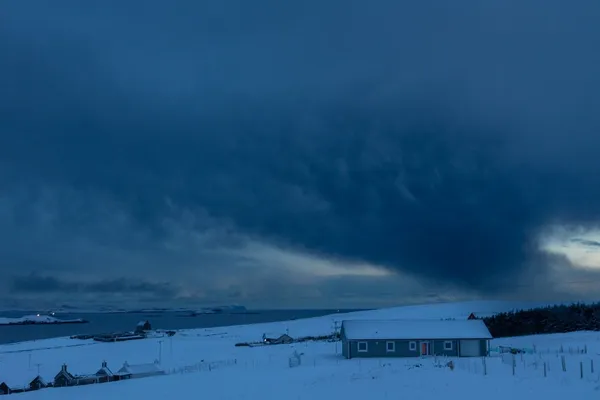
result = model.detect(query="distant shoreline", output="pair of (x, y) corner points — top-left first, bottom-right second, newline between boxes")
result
(0, 315), (89, 327)
(0, 320), (89, 327)
(0, 309), (363, 345)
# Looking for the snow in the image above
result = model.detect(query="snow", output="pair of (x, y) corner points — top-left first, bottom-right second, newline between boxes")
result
(342, 319), (492, 340)
(0, 300), (598, 399)
(117, 362), (164, 376)
(95, 367), (113, 377)
(0, 315), (85, 325)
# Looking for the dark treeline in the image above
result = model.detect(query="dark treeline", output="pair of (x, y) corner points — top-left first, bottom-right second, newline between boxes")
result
(481, 303), (600, 338)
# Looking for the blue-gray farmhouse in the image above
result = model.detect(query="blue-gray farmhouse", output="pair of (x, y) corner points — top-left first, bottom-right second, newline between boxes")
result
(341, 319), (492, 359)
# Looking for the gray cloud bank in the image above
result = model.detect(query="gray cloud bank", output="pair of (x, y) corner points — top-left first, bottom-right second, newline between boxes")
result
(11, 274), (179, 297)
(1, 1), (600, 308)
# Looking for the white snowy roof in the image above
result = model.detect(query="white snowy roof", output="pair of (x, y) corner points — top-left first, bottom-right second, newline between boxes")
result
(117, 362), (163, 375)
(341, 319), (492, 340)
(31, 375), (47, 384)
(96, 366), (113, 376)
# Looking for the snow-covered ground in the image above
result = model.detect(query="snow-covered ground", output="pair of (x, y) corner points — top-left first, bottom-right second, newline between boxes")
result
(1, 300), (598, 399)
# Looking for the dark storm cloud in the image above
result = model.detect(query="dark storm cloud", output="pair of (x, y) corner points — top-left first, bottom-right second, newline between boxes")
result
(10, 275), (80, 294)
(86, 279), (180, 297)
(10, 274), (180, 297)
(2, 0), (600, 301)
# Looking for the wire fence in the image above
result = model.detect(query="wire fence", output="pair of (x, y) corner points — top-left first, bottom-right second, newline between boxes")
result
(451, 346), (600, 384)
(168, 359), (238, 375)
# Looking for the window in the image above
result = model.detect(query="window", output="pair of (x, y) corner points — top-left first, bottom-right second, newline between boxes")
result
(358, 341), (368, 352)
(444, 341), (453, 350)
(386, 341), (395, 352)
(409, 341), (417, 351)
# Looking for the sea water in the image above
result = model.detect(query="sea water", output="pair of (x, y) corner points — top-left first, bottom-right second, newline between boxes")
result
(0, 309), (360, 344)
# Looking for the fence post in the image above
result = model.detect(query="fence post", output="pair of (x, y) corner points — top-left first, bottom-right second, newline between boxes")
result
(512, 354), (516, 376)
(543, 362), (547, 378)
(482, 357), (487, 376)
(561, 356), (566, 372)
(580, 362), (583, 379)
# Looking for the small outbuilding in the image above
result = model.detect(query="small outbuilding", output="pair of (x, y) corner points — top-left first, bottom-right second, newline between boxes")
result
(273, 334), (294, 344)
(72, 375), (99, 386)
(340, 319), (492, 359)
(263, 333), (294, 345)
(94, 361), (114, 383)
(135, 320), (152, 333)
(29, 376), (48, 390)
(115, 361), (165, 379)
(0, 382), (10, 395)
(53, 364), (76, 387)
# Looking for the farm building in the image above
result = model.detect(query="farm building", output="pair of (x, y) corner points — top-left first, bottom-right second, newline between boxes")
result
(0, 382), (10, 395)
(94, 361), (115, 383)
(53, 363), (106, 387)
(262, 333), (294, 345)
(115, 361), (165, 379)
(29, 376), (48, 390)
(96, 361), (113, 377)
(135, 320), (152, 333)
(273, 334), (293, 344)
(340, 319), (492, 359)
(53, 364), (75, 387)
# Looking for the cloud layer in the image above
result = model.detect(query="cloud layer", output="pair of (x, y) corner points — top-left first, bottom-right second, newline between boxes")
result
(2, 1), (600, 308)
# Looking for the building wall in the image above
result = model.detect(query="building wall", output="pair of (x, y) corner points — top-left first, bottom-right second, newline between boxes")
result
(342, 338), (487, 358)
(433, 340), (459, 357)
(74, 377), (99, 386)
(0, 383), (9, 395)
(341, 327), (348, 358)
(54, 376), (71, 387)
(30, 379), (46, 390)
(342, 339), (349, 358)
(479, 339), (489, 356)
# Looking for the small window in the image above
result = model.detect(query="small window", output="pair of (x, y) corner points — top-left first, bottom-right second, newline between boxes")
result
(409, 341), (417, 351)
(386, 341), (395, 352)
(358, 341), (368, 352)
(444, 341), (453, 350)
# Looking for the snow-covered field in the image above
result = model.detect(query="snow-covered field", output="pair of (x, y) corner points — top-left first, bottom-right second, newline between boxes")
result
(1, 300), (598, 399)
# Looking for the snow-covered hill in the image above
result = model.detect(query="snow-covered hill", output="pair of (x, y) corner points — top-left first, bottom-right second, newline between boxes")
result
(1, 300), (597, 399)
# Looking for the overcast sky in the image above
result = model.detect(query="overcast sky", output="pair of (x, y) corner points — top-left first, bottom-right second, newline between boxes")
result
(2, 1), (600, 310)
